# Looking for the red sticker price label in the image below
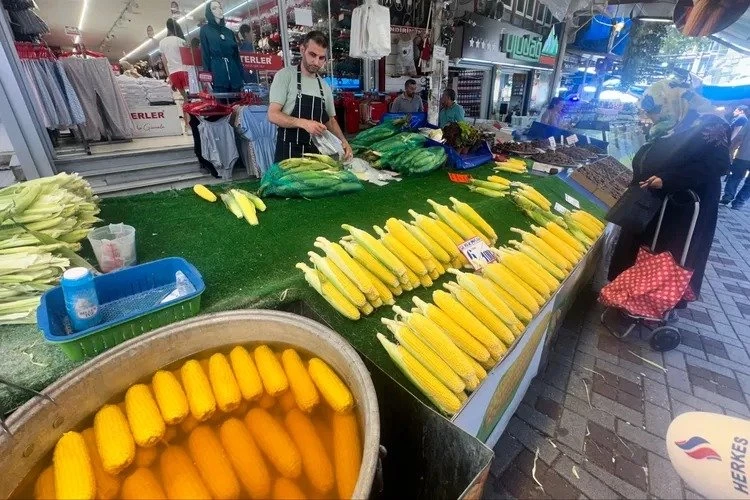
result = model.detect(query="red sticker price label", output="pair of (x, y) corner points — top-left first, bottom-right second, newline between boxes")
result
(448, 172), (473, 184)
(198, 71), (213, 83)
(458, 237), (496, 270)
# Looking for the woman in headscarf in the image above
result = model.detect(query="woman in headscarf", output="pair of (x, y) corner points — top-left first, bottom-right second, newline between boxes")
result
(608, 78), (731, 300)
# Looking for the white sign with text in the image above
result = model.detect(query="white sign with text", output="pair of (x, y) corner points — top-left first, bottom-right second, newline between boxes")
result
(129, 106), (182, 138)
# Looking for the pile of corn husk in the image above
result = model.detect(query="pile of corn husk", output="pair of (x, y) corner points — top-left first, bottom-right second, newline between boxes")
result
(0, 173), (99, 324)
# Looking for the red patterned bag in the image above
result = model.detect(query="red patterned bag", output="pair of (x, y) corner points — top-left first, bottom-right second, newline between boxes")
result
(599, 247), (694, 319)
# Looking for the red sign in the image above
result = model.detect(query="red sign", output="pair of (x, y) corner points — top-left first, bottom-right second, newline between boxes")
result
(240, 53), (284, 71)
(448, 172), (473, 184)
(391, 25), (426, 34)
(198, 71), (213, 83)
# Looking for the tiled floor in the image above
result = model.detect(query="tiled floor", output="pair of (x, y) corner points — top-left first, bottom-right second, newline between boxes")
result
(486, 205), (750, 499)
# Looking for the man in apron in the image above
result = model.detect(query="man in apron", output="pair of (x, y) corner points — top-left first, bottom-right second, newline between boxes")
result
(268, 31), (353, 162)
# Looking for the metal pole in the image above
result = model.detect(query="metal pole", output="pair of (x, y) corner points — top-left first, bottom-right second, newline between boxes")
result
(278, 0), (291, 67)
(548, 21), (568, 99)
(427, 0), (443, 126)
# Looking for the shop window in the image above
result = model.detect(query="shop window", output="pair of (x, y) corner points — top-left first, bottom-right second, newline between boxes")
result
(502, 0), (513, 21)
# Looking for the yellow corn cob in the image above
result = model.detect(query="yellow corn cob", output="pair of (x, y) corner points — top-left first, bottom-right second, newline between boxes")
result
(236, 189), (266, 211)
(245, 408), (303, 478)
(160, 445), (212, 500)
(429, 213), (464, 244)
(279, 389), (297, 412)
(229, 345), (264, 401)
(219, 417), (272, 499)
(124, 383), (166, 447)
(385, 218), (434, 260)
(296, 263), (361, 320)
(428, 265), (440, 280)
(449, 197), (498, 244)
(492, 248), (554, 297)
(403, 222), (452, 263)
(80, 428), (119, 499)
(341, 224), (408, 278)
(494, 164), (526, 173)
(512, 228), (573, 270)
(208, 353), (242, 413)
(531, 224), (581, 265)
(134, 444), (158, 467)
(388, 283), (403, 296)
(486, 277), (534, 324)
(404, 267), (421, 288)
(339, 240), (400, 288)
(431, 257), (445, 274)
(486, 175), (511, 186)
(282, 348), (320, 413)
(357, 265), (395, 305)
(231, 189), (259, 225)
(574, 209), (605, 230)
(427, 199), (490, 244)
(443, 282), (514, 349)
(188, 425), (241, 500)
(385, 320), (466, 393)
(378, 333), (462, 414)
(482, 263), (539, 313)
(566, 214), (599, 240)
(569, 210), (600, 232)
(121, 467), (166, 500)
(374, 225), (429, 275)
(547, 221), (587, 253)
(285, 408), (335, 494)
(180, 359), (217, 421)
(53, 432), (96, 500)
(447, 268), (522, 324)
(308, 357), (354, 413)
(498, 247), (559, 290)
(193, 184), (217, 202)
(314, 237), (378, 301)
(34, 466), (55, 500)
(254, 345), (289, 396)
(412, 296), (491, 363)
(467, 355), (488, 381)
(332, 410), (362, 499)
(151, 370), (189, 425)
(272, 478), (306, 499)
(509, 240), (567, 280)
(408, 210), (460, 258)
(514, 270), (546, 307)
(308, 252), (368, 308)
(514, 184), (551, 211)
(94, 404), (135, 474)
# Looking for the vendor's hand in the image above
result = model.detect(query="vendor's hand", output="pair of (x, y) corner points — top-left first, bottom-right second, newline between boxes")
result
(342, 142), (353, 161)
(300, 119), (327, 136)
(639, 176), (663, 190)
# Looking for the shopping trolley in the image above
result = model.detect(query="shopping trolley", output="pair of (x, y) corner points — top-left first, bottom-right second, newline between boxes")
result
(600, 190), (700, 352)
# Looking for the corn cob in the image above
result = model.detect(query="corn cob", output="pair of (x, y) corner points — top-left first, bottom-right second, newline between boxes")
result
(567, 212), (601, 239)
(53, 432), (96, 500)
(431, 256), (446, 275)
(228, 345), (264, 401)
(428, 265), (440, 280)
(188, 425), (241, 500)
(486, 175), (511, 186)
(427, 199), (490, 244)
(193, 184), (217, 202)
(314, 237), (378, 301)
(94, 404), (136, 474)
(124, 384), (166, 447)
(308, 252), (368, 308)
(81, 428), (119, 499)
(564, 215), (597, 243)
(232, 189), (259, 225)
(404, 267), (421, 288)
(358, 265), (395, 305)
(374, 225), (429, 275)
(412, 296), (491, 363)
(332, 410), (363, 499)
(403, 222), (452, 263)
(272, 478), (307, 499)
(449, 197), (498, 244)
(469, 185), (507, 197)
(208, 353), (243, 413)
(278, 389), (297, 412)
(308, 357), (354, 413)
(546, 220), (587, 253)
(495, 247), (559, 290)
(509, 239), (567, 280)
(418, 272), (433, 288)
(515, 270), (546, 307)
(285, 408), (335, 494)
(384, 320), (466, 393)
(443, 281), (514, 349)
(236, 189), (267, 211)
(160, 445), (212, 500)
(180, 359), (217, 421)
(482, 263), (539, 313)
(296, 263), (361, 320)
(512, 183), (551, 211)
(341, 224), (408, 279)
(34, 466), (55, 500)
(531, 224), (581, 264)
(339, 240), (400, 288)
(121, 467), (166, 500)
(151, 370), (189, 425)
(253, 345), (289, 396)
(246, 408), (303, 478)
(134, 443), (158, 467)
(428, 212), (464, 244)
(511, 228), (572, 271)
(282, 348), (320, 412)
(378, 333), (462, 414)
(492, 248), (553, 297)
(467, 355), (488, 384)
(388, 283), (404, 296)
(219, 418), (271, 499)
(573, 209), (605, 231)
(447, 268), (521, 325)
(408, 210), (460, 258)
(385, 218), (434, 261)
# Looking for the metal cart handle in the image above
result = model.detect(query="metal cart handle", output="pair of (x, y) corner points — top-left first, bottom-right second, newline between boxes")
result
(650, 189), (700, 267)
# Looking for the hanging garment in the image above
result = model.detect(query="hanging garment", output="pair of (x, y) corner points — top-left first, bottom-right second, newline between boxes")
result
(199, 3), (244, 92)
(38, 60), (73, 128)
(237, 105), (276, 176)
(54, 61), (85, 125)
(189, 114), (220, 178)
(19, 59), (52, 129)
(8, 9), (49, 37)
(198, 115), (239, 180)
(349, 1), (391, 60)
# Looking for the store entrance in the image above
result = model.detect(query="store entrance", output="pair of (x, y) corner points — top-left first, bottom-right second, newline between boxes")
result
(491, 69), (529, 123)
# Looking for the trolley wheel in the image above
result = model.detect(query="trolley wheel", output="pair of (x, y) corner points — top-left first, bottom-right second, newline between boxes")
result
(649, 326), (681, 352)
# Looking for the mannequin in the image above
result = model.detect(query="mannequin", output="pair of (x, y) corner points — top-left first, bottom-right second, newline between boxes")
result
(199, 1), (244, 92)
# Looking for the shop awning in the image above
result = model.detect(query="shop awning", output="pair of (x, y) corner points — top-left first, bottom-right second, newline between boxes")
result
(711, 10), (750, 56)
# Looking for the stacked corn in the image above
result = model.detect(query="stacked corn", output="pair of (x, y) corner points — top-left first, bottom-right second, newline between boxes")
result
(193, 184), (267, 227)
(41, 345), (362, 500)
(297, 198), (497, 320)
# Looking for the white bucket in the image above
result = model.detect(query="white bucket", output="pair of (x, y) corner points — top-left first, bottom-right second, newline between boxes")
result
(87, 223), (137, 273)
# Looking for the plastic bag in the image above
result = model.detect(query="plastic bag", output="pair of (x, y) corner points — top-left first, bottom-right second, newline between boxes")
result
(312, 130), (344, 158)
(259, 162), (363, 199)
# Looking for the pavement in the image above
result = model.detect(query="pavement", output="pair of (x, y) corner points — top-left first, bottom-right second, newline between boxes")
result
(485, 205), (750, 499)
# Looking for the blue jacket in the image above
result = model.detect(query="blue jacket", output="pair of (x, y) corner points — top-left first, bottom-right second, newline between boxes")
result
(199, 4), (244, 91)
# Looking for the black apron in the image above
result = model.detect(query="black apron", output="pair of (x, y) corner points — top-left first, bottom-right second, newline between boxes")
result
(274, 65), (330, 162)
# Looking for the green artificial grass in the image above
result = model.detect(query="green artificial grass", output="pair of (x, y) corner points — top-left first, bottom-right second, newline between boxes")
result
(0, 163), (604, 414)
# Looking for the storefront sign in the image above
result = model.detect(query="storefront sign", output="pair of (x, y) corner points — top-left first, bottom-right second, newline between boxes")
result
(391, 25), (425, 34)
(129, 106), (183, 138)
(539, 27), (559, 66)
(64, 26), (80, 36)
(239, 53), (284, 71)
(502, 33), (543, 63)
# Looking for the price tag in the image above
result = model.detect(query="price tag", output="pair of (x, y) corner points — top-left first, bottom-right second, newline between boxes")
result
(198, 71), (213, 83)
(458, 237), (496, 270)
(564, 193), (581, 209)
(554, 202), (570, 214)
(566, 134), (578, 145)
(548, 136), (556, 149)
(448, 172), (472, 184)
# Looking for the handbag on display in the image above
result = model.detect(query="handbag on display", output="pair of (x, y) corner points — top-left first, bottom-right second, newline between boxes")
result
(606, 185), (662, 233)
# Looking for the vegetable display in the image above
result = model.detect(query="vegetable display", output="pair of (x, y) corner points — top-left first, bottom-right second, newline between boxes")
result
(0, 173), (99, 324)
(259, 154), (363, 199)
(442, 122), (482, 153)
(33, 344), (362, 500)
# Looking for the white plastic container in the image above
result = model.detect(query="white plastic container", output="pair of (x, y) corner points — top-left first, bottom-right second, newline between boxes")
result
(87, 223), (136, 273)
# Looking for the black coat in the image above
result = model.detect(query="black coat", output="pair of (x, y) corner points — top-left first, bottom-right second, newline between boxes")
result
(608, 113), (730, 298)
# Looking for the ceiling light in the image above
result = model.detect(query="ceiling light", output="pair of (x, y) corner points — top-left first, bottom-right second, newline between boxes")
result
(583, 85), (597, 92)
(148, 48), (160, 56)
(636, 17), (672, 23)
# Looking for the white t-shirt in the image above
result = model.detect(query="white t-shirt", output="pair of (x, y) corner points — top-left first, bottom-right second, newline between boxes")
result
(158, 35), (187, 75)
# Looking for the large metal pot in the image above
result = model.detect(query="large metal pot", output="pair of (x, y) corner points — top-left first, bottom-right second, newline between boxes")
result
(0, 310), (380, 498)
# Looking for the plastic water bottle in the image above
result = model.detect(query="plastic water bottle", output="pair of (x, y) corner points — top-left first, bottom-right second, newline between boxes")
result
(61, 267), (101, 332)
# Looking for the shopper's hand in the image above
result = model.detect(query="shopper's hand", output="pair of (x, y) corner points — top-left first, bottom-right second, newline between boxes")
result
(300, 119), (327, 136)
(342, 142), (353, 161)
(639, 176), (663, 189)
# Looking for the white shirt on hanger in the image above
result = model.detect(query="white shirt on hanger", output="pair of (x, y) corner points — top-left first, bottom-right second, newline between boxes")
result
(159, 35), (187, 75)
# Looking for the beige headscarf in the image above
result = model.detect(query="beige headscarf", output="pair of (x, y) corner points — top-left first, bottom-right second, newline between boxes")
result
(640, 78), (716, 140)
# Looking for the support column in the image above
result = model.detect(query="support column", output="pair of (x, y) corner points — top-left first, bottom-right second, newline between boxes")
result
(427, 0), (445, 126)
(278, 0), (291, 67)
(548, 21), (568, 100)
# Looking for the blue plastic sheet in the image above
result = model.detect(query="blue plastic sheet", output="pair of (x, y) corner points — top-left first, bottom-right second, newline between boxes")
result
(379, 112), (428, 130)
(237, 105), (277, 176)
(426, 139), (493, 170)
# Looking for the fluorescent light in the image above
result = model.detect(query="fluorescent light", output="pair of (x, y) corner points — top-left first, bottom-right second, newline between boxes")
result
(557, 87), (568, 92)
(716, 106), (726, 111)
(637, 17), (672, 23)
(74, 0), (88, 45)
(148, 48), (161, 56)
(583, 85), (597, 92)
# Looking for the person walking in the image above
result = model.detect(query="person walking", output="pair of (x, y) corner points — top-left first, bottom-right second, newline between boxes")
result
(159, 18), (189, 130)
(721, 117), (750, 209)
